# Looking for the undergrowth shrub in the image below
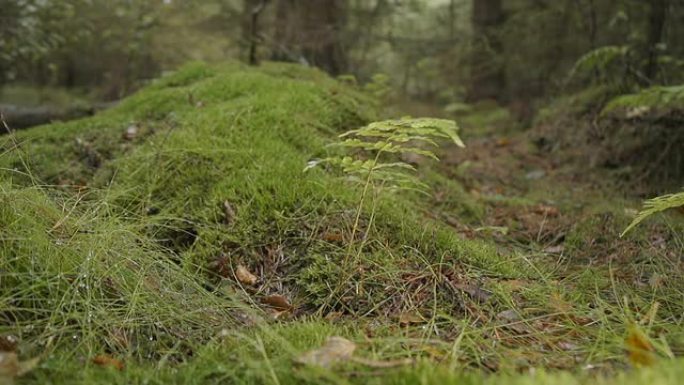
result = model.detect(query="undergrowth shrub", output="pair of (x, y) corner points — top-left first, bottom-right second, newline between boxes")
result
(534, 48), (684, 192)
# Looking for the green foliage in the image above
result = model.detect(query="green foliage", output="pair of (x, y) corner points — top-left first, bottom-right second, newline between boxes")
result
(568, 45), (631, 87)
(0, 0), (242, 95)
(603, 85), (684, 115)
(622, 191), (684, 236)
(362, 73), (392, 100)
(570, 46), (629, 78)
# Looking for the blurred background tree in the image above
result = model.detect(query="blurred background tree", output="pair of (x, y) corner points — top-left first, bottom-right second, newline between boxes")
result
(0, 0), (682, 118)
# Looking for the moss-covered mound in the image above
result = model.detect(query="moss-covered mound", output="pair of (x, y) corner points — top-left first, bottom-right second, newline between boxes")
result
(1, 62), (523, 363)
(3, 62), (683, 384)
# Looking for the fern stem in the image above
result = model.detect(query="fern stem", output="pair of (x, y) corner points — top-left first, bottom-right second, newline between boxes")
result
(318, 152), (382, 315)
(344, 151), (381, 267)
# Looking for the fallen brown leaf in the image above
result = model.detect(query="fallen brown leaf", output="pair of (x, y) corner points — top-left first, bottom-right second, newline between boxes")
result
(625, 325), (657, 367)
(451, 282), (492, 303)
(544, 245), (565, 254)
(235, 264), (258, 286)
(321, 231), (344, 243)
(92, 354), (125, 370)
(295, 337), (356, 368)
(496, 309), (521, 322)
(398, 312), (424, 326)
(262, 294), (292, 311)
(122, 124), (138, 141)
(548, 292), (572, 313)
(0, 336), (18, 352)
(0, 351), (40, 384)
(222, 200), (236, 225)
(534, 204), (559, 217)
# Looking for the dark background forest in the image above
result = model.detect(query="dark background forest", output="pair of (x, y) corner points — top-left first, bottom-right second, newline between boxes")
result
(2, 0), (682, 107)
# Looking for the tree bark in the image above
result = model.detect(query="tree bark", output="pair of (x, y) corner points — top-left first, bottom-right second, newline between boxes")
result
(242, 0), (270, 65)
(271, 0), (348, 75)
(645, 0), (668, 80)
(467, 0), (505, 102)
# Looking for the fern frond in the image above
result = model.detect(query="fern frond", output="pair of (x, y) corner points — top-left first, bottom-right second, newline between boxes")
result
(306, 117), (464, 194)
(569, 45), (628, 80)
(622, 191), (684, 236)
(343, 118), (464, 148)
(602, 85), (684, 116)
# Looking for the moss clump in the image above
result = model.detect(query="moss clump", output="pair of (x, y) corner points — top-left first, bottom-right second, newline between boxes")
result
(0, 180), (238, 360)
(1, 61), (524, 366)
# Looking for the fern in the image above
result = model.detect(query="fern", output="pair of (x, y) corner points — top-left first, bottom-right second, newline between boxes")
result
(307, 117), (464, 193)
(363, 73), (392, 100)
(622, 191), (684, 236)
(304, 118), (465, 306)
(603, 85), (684, 115)
(305, 117), (464, 283)
(569, 45), (629, 82)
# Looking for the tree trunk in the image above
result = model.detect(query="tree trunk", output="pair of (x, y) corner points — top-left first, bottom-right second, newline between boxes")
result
(271, 0), (348, 75)
(449, 0), (456, 40)
(242, 0), (270, 65)
(467, 0), (505, 102)
(645, 0), (668, 80)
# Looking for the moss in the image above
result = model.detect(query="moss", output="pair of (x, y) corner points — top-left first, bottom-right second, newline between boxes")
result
(1, 61), (516, 359)
(0, 180), (237, 360)
(23, 320), (684, 385)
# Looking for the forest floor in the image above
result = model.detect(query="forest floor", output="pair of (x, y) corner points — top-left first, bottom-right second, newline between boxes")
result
(1, 63), (683, 385)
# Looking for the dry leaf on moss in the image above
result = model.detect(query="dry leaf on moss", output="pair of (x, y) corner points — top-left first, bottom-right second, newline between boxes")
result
(0, 336), (18, 353)
(235, 264), (258, 286)
(0, 352), (40, 384)
(92, 354), (125, 370)
(625, 325), (657, 367)
(295, 337), (356, 368)
(398, 312), (424, 326)
(262, 294), (292, 311)
(122, 124), (138, 141)
(222, 200), (236, 225)
(295, 337), (414, 369)
(451, 282), (492, 303)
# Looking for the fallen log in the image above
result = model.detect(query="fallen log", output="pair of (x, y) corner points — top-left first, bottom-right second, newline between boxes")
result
(0, 102), (117, 132)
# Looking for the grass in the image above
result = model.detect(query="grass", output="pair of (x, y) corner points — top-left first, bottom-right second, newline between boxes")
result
(1, 61), (683, 384)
